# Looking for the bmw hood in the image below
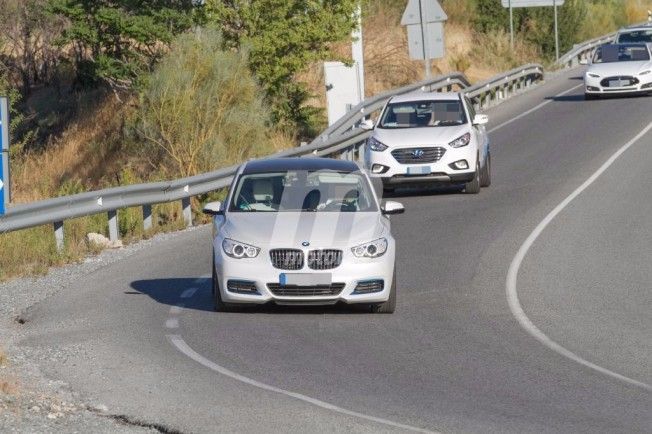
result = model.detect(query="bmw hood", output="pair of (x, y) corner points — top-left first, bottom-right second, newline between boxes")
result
(221, 212), (388, 248)
(372, 124), (469, 148)
(587, 61), (652, 77)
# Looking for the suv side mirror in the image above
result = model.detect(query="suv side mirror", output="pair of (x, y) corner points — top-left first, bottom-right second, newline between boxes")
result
(203, 201), (223, 215)
(579, 58), (589, 65)
(381, 201), (405, 215)
(360, 119), (375, 131)
(472, 114), (489, 126)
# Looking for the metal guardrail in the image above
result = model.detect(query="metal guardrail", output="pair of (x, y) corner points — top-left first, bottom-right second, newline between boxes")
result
(0, 66), (546, 249)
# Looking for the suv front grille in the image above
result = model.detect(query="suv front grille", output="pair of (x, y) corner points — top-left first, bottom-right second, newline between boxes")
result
(267, 283), (346, 297)
(392, 147), (446, 164)
(270, 249), (304, 270)
(307, 250), (342, 270)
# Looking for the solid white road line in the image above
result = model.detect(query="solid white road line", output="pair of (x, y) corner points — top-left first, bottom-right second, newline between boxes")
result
(488, 83), (584, 134)
(506, 121), (652, 392)
(167, 334), (438, 433)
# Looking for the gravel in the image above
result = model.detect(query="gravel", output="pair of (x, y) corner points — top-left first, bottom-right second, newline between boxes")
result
(0, 227), (203, 433)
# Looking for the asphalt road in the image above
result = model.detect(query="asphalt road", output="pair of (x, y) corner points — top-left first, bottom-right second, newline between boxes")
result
(17, 68), (652, 433)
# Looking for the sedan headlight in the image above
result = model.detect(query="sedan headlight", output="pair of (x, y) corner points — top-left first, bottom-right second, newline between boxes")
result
(367, 136), (388, 152)
(449, 133), (471, 148)
(352, 238), (388, 258)
(222, 238), (260, 259)
(587, 73), (601, 78)
(639, 70), (651, 76)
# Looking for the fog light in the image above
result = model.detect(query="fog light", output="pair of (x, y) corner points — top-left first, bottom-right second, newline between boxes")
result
(372, 164), (389, 174)
(642, 83), (652, 89)
(586, 86), (600, 92)
(227, 280), (258, 294)
(353, 280), (384, 294)
(450, 160), (469, 170)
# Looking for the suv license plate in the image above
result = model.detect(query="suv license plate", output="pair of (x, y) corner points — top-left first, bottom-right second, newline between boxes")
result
(407, 166), (430, 175)
(279, 273), (332, 286)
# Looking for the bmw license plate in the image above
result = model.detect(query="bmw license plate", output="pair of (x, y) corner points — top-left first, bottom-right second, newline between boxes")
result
(406, 166), (430, 175)
(279, 273), (332, 286)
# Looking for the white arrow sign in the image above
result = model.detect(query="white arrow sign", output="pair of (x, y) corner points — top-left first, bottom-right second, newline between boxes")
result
(401, 0), (447, 25)
(501, 0), (564, 6)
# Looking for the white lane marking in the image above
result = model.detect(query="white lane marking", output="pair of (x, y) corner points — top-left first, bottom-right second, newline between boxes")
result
(488, 83), (584, 134)
(194, 275), (210, 284)
(506, 121), (652, 392)
(169, 305), (184, 315)
(167, 335), (437, 433)
(180, 288), (197, 299)
(165, 318), (179, 329)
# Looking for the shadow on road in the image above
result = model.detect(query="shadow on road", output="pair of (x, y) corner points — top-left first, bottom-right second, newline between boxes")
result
(129, 278), (379, 315)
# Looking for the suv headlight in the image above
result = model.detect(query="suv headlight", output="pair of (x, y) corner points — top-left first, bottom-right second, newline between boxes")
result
(449, 132), (471, 148)
(352, 238), (388, 258)
(222, 238), (260, 258)
(367, 136), (388, 152)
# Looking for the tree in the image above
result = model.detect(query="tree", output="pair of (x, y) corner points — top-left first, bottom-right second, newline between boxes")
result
(137, 29), (273, 177)
(47, 0), (198, 88)
(205, 0), (359, 136)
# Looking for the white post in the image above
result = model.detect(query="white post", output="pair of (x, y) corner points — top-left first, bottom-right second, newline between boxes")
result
(352, 4), (365, 101)
(509, 0), (514, 49)
(554, 0), (559, 61)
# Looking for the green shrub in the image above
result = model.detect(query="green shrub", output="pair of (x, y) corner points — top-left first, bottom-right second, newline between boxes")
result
(137, 28), (273, 178)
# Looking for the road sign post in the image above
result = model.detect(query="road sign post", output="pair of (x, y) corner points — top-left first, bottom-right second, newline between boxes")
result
(502, 0), (564, 60)
(402, 0), (447, 78)
(0, 96), (9, 216)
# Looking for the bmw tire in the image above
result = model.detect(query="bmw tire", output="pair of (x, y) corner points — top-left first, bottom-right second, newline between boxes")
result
(212, 252), (236, 312)
(370, 268), (396, 314)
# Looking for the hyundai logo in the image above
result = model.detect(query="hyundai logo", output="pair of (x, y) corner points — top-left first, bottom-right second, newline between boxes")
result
(412, 149), (425, 159)
(302, 241), (310, 247)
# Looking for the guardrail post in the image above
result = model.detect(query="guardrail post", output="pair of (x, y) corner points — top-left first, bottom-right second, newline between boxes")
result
(108, 210), (119, 243)
(143, 205), (152, 231)
(182, 197), (192, 227)
(53, 221), (64, 252)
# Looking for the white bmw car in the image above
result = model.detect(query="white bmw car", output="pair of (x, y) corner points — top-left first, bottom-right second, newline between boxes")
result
(362, 92), (491, 194)
(203, 158), (404, 313)
(583, 43), (652, 99)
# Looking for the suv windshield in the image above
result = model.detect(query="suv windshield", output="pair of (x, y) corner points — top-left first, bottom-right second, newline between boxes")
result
(379, 100), (467, 129)
(593, 44), (650, 63)
(617, 30), (652, 43)
(229, 170), (378, 212)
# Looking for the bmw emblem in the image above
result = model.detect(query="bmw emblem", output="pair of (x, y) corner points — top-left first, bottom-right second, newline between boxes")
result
(412, 149), (425, 159)
(302, 241), (310, 247)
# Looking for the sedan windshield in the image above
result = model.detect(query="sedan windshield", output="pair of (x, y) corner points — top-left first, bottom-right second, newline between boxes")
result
(617, 30), (652, 43)
(593, 44), (650, 63)
(229, 170), (378, 212)
(379, 100), (467, 129)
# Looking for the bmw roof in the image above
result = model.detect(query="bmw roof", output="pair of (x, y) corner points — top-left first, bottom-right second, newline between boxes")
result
(242, 157), (360, 174)
(388, 91), (463, 104)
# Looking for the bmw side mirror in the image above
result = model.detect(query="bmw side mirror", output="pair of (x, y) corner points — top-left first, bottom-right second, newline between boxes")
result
(382, 201), (404, 215)
(472, 114), (489, 126)
(360, 119), (375, 131)
(203, 201), (223, 216)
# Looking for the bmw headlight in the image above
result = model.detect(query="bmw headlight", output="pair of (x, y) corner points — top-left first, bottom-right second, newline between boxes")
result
(449, 133), (471, 148)
(639, 70), (651, 76)
(222, 238), (260, 259)
(367, 136), (388, 152)
(352, 238), (388, 258)
(587, 73), (601, 78)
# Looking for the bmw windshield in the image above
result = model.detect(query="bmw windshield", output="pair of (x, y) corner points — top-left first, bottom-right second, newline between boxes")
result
(378, 100), (467, 129)
(229, 170), (378, 212)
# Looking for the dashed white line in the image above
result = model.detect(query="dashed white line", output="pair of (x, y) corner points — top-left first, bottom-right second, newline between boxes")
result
(165, 318), (179, 329)
(169, 305), (184, 315)
(180, 288), (197, 299)
(506, 120), (652, 392)
(167, 334), (437, 433)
